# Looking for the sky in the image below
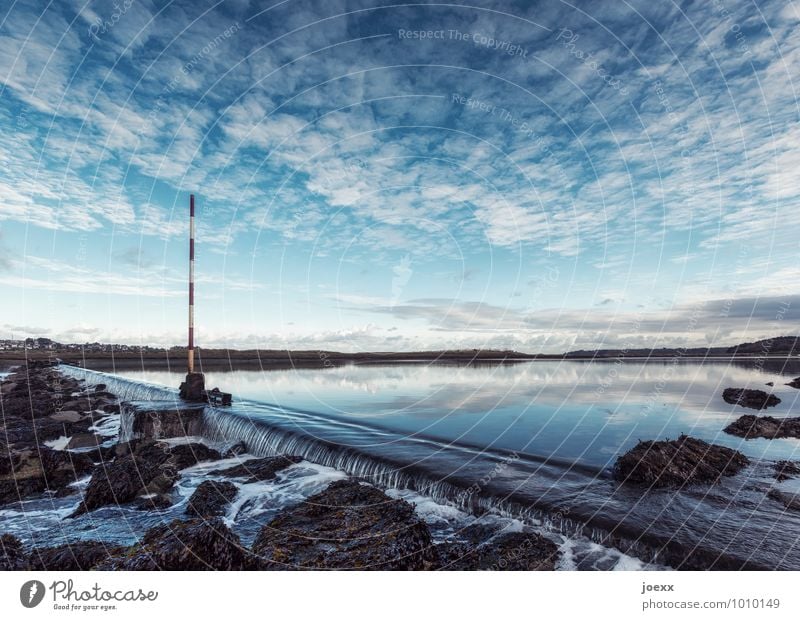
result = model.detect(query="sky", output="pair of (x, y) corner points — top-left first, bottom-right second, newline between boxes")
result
(0, 0), (798, 353)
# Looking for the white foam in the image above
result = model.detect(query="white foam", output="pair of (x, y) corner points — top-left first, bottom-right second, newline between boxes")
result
(44, 436), (71, 450)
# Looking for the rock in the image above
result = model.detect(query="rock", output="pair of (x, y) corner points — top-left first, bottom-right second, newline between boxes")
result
(97, 518), (250, 570)
(724, 415), (800, 439)
(767, 489), (800, 512)
(0, 447), (93, 504)
(787, 377), (800, 389)
(211, 455), (302, 483)
(69, 443), (171, 516)
(722, 388), (780, 410)
(251, 479), (438, 570)
(167, 443), (221, 470)
(123, 406), (204, 441)
(766, 382), (774, 387)
(139, 471), (180, 496)
(66, 433), (105, 450)
(94, 384), (107, 392)
(135, 494), (173, 511)
(458, 521), (506, 545)
(50, 410), (83, 423)
(27, 540), (126, 570)
(38, 446), (95, 489)
(613, 435), (750, 488)
(436, 532), (559, 570)
(185, 481), (238, 518)
(0, 534), (26, 570)
(221, 441), (247, 459)
(70, 441), (222, 516)
(773, 460), (800, 482)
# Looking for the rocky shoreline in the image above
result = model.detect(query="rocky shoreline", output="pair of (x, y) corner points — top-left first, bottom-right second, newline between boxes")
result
(1, 363), (559, 571)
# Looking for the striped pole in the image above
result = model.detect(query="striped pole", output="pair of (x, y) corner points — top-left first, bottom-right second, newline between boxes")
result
(188, 193), (195, 374)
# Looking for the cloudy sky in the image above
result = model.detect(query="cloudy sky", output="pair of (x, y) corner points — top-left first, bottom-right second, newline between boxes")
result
(0, 0), (798, 352)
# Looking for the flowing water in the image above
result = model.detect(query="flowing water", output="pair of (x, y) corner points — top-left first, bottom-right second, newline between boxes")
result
(5, 358), (800, 569)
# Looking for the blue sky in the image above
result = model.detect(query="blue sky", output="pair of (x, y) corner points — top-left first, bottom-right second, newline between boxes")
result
(0, 0), (798, 352)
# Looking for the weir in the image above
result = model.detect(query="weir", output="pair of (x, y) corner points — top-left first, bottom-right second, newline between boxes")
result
(54, 365), (773, 570)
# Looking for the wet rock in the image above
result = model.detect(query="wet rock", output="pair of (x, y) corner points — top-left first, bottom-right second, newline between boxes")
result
(98, 519), (249, 570)
(457, 521), (506, 545)
(69, 444), (171, 516)
(221, 441), (247, 459)
(66, 432), (106, 450)
(125, 406), (204, 441)
(135, 494), (173, 511)
(613, 435), (750, 488)
(27, 540), (126, 570)
(787, 377), (800, 389)
(0, 447), (93, 504)
(724, 415), (800, 439)
(0, 534), (26, 570)
(185, 481), (238, 518)
(766, 382), (774, 387)
(436, 532), (559, 570)
(70, 440), (222, 516)
(434, 542), (476, 569)
(211, 455), (302, 483)
(251, 479), (438, 570)
(767, 489), (800, 512)
(773, 460), (800, 482)
(38, 446), (94, 490)
(50, 410), (83, 423)
(722, 388), (780, 410)
(167, 443), (221, 470)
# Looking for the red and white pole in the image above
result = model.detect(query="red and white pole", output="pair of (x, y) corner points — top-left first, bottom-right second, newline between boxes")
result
(188, 193), (195, 374)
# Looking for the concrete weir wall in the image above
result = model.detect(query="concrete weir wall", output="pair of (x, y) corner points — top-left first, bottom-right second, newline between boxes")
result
(120, 401), (207, 442)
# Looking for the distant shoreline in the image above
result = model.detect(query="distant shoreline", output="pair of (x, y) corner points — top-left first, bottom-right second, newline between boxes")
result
(1, 348), (798, 372)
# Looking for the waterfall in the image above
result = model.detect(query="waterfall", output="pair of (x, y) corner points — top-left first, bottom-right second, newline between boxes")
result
(54, 364), (697, 568)
(197, 407), (668, 564)
(59, 365), (179, 402)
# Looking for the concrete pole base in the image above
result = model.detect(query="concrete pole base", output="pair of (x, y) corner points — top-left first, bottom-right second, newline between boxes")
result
(179, 372), (206, 401)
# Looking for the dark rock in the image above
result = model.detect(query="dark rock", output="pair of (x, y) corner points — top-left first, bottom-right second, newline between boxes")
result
(787, 377), (800, 389)
(724, 415), (800, 439)
(0, 534), (26, 570)
(767, 489), (800, 512)
(436, 532), (559, 570)
(69, 446), (170, 516)
(124, 405), (204, 441)
(186, 481), (238, 518)
(766, 382), (774, 387)
(722, 388), (780, 410)
(613, 434), (750, 488)
(69, 441), (222, 516)
(251, 479), (438, 570)
(97, 519), (249, 570)
(0, 447), (94, 504)
(65, 433), (105, 450)
(458, 521), (506, 545)
(27, 540), (126, 570)
(38, 446), (94, 490)
(773, 460), (800, 482)
(167, 443), (221, 470)
(221, 441), (247, 459)
(135, 494), (173, 511)
(211, 455), (302, 483)
(434, 542), (476, 569)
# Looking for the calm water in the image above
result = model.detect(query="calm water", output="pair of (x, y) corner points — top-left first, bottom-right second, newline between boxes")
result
(5, 359), (800, 569)
(110, 358), (800, 569)
(118, 358), (800, 469)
